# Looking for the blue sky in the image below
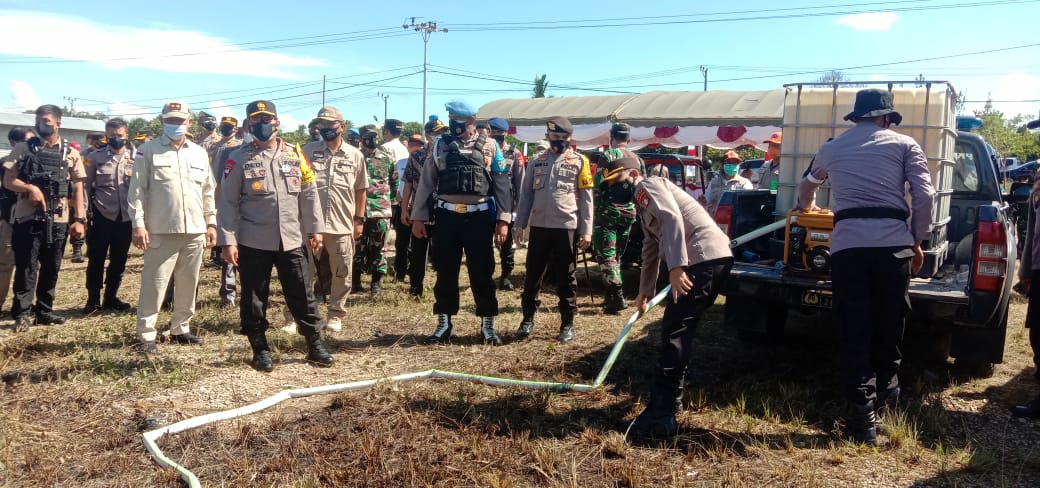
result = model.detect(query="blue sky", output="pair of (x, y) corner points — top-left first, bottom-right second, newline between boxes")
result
(0, 0), (1038, 131)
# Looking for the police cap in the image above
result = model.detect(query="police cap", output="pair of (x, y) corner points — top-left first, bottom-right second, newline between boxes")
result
(445, 100), (477, 118)
(546, 116), (573, 135)
(247, 100), (277, 118)
(220, 116), (238, 127)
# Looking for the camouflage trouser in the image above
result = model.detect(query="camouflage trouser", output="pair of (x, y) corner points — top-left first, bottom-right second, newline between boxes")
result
(592, 220), (634, 287)
(354, 218), (390, 276)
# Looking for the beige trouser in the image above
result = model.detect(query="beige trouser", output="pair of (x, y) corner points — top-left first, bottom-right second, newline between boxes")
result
(136, 233), (206, 342)
(0, 220), (13, 310)
(323, 233), (354, 319)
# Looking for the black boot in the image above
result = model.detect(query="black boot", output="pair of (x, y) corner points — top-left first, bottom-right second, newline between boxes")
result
(351, 268), (364, 294)
(71, 243), (84, 263)
(102, 292), (133, 312)
(603, 284), (629, 315)
(82, 292), (102, 315)
(558, 316), (576, 343)
(248, 333), (274, 372)
(425, 314), (453, 344)
(371, 273), (384, 296)
(498, 276), (514, 291)
(480, 316), (502, 346)
(623, 379), (682, 439)
(516, 312), (535, 339)
(845, 402), (878, 445)
(302, 330), (334, 367)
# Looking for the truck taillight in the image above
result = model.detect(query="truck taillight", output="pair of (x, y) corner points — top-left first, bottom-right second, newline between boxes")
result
(714, 204), (733, 236)
(973, 220), (1007, 292)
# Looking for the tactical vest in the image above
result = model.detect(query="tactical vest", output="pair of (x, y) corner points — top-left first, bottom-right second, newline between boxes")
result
(23, 140), (71, 199)
(437, 134), (492, 196)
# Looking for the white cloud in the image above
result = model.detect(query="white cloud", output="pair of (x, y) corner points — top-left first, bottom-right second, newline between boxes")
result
(279, 113), (303, 131)
(835, 12), (899, 31)
(108, 101), (153, 119)
(0, 11), (327, 79)
(9, 80), (40, 111)
(989, 73), (1040, 119)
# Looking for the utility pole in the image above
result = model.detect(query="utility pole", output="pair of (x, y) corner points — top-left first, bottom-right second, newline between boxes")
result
(378, 93), (390, 122)
(63, 96), (77, 115)
(403, 17), (447, 123)
(699, 66), (708, 92)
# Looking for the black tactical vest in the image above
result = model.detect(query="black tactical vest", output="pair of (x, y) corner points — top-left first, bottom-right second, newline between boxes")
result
(437, 134), (492, 196)
(23, 141), (71, 199)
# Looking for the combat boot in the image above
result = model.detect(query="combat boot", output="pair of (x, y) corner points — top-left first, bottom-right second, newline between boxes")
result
(247, 333), (274, 372)
(845, 402), (878, 445)
(425, 314), (453, 344)
(302, 330), (334, 367)
(558, 315), (576, 343)
(623, 379), (682, 439)
(82, 292), (102, 315)
(351, 268), (364, 294)
(515, 312), (535, 339)
(603, 284), (629, 315)
(480, 316), (502, 346)
(371, 273), (384, 296)
(71, 242), (84, 263)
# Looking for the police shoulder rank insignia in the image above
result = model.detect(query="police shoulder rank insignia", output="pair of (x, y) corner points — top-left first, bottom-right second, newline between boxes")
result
(635, 188), (650, 209)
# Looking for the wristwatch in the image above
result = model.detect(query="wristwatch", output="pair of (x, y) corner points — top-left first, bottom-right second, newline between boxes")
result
(72, 217), (87, 224)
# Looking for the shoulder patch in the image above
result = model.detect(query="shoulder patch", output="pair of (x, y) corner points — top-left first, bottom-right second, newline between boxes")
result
(635, 187), (650, 209)
(223, 158), (237, 178)
(577, 154), (594, 190)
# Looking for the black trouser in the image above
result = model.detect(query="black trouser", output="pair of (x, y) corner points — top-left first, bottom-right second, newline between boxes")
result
(312, 246), (332, 299)
(499, 221), (515, 279)
(654, 258), (733, 392)
(832, 246), (912, 407)
(392, 204), (410, 279)
(12, 220), (68, 318)
(431, 207), (497, 317)
(1024, 269), (1040, 378)
(237, 244), (323, 336)
(520, 226), (577, 320)
(408, 224), (433, 288)
(85, 211), (132, 302)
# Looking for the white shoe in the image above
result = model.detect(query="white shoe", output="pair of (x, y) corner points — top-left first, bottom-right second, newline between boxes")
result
(280, 308), (297, 334)
(326, 317), (342, 332)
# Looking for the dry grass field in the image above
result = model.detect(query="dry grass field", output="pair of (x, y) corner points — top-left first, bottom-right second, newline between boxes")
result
(1, 238), (1040, 487)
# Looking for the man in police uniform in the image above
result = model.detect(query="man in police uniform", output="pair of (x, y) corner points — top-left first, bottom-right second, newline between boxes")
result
(400, 118), (446, 297)
(515, 117), (594, 343)
(302, 106), (367, 332)
(797, 89), (935, 444)
(593, 122), (642, 314)
(197, 110), (221, 157)
(82, 118), (134, 314)
(352, 125), (396, 295)
(487, 117), (524, 291)
(219, 100), (333, 372)
(757, 131), (783, 191)
(0, 127), (35, 315)
(2, 105), (87, 330)
(607, 156), (733, 438)
(128, 101), (217, 352)
(410, 100), (512, 345)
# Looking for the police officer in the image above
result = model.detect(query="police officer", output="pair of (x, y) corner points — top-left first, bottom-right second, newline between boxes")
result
(128, 101), (217, 352)
(515, 117), (594, 343)
(593, 122), (642, 314)
(0, 127), (35, 315)
(352, 125), (397, 295)
(308, 119), (320, 143)
(487, 117), (524, 291)
(410, 100), (512, 345)
(82, 118), (134, 313)
(705, 151), (754, 214)
(757, 131), (783, 191)
(219, 100), (333, 372)
(392, 134), (425, 283)
(1012, 116), (1040, 418)
(400, 118), (446, 297)
(197, 110), (221, 157)
(378, 119), (411, 282)
(2, 105), (87, 331)
(606, 156), (734, 438)
(346, 128), (360, 148)
(797, 88), (935, 444)
(302, 106), (367, 332)
(81, 132), (106, 159)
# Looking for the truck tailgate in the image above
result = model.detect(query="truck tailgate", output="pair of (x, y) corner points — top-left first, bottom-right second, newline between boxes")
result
(726, 263), (968, 304)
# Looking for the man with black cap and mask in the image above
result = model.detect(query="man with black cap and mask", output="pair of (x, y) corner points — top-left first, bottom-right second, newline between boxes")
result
(797, 88), (935, 445)
(487, 116), (524, 291)
(400, 118), (447, 297)
(197, 110), (221, 158)
(410, 100), (512, 345)
(593, 122), (642, 314)
(353, 125), (397, 295)
(515, 116), (594, 343)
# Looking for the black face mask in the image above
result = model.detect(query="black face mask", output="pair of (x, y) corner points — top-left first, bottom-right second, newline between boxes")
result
(362, 138), (377, 150)
(202, 120), (217, 131)
(448, 119), (467, 137)
(36, 123), (55, 138)
(549, 139), (568, 154)
(219, 125), (235, 137)
(491, 134), (505, 146)
(319, 127), (340, 142)
(251, 122), (275, 142)
(107, 136), (126, 150)
(608, 181), (634, 204)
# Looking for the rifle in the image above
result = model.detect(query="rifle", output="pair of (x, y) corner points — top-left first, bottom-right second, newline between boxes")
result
(25, 150), (64, 246)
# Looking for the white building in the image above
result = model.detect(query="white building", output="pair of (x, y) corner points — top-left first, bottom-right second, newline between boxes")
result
(0, 112), (106, 159)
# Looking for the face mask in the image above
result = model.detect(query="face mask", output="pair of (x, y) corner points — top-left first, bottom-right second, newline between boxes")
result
(608, 181), (634, 204)
(549, 139), (568, 154)
(202, 120), (217, 131)
(319, 127), (340, 142)
(723, 163), (739, 177)
(250, 122), (275, 142)
(107, 136), (126, 150)
(448, 119), (467, 137)
(362, 138), (377, 149)
(36, 122), (55, 138)
(219, 125), (235, 137)
(163, 123), (187, 140)
(491, 134), (505, 146)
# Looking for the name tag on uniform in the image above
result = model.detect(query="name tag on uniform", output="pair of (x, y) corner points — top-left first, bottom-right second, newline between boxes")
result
(311, 151), (324, 161)
(244, 168), (266, 179)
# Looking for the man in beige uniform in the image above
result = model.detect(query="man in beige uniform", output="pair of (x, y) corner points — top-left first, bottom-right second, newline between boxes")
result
(301, 106), (368, 332)
(128, 101), (217, 353)
(0, 127), (35, 315)
(196, 110), (221, 157)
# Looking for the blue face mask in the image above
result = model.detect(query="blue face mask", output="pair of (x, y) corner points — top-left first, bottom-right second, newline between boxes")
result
(163, 123), (187, 140)
(723, 163), (739, 177)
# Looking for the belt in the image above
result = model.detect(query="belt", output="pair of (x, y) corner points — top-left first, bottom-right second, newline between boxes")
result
(436, 200), (491, 214)
(833, 207), (910, 224)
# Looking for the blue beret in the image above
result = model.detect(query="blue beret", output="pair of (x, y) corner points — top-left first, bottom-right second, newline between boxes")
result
(445, 100), (477, 118)
(488, 117), (509, 131)
(349, 128), (360, 135)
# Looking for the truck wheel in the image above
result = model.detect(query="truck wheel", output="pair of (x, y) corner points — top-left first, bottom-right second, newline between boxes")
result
(728, 297), (786, 344)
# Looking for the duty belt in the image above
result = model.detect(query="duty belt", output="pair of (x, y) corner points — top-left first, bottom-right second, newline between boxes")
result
(833, 207), (910, 224)
(436, 199), (490, 214)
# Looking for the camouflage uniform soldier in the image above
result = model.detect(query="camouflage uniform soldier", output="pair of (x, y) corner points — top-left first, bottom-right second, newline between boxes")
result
(593, 123), (641, 314)
(352, 125), (398, 295)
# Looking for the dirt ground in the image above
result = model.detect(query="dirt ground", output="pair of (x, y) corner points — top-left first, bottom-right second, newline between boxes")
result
(1, 241), (1039, 487)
